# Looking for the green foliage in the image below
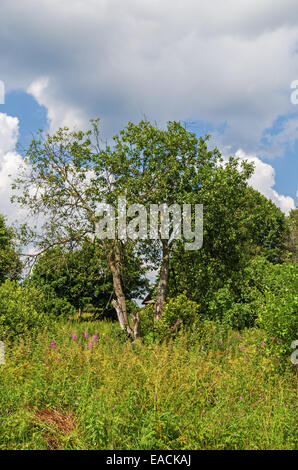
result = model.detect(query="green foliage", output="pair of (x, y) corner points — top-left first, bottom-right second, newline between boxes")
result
(28, 242), (147, 319)
(256, 262), (298, 359)
(169, 186), (288, 319)
(140, 294), (200, 343)
(0, 214), (22, 284)
(0, 280), (51, 340)
(284, 208), (298, 262)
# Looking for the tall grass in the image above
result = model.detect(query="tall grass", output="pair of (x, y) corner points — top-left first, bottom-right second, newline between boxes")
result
(0, 320), (296, 450)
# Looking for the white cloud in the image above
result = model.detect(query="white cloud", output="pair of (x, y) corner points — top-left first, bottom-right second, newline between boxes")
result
(235, 149), (295, 215)
(0, 0), (298, 148)
(0, 113), (27, 223)
(27, 77), (88, 133)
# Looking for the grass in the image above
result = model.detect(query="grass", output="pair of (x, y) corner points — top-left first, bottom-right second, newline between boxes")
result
(0, 319), (297, 450)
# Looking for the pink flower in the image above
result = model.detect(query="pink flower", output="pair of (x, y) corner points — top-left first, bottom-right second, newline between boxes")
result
(85, 331), (88, 338)
(92, 334), (98, 342)
(261, 342), (265, 347)
(233, 433), (237, 437)
(72, 334), (77, 341)
(50, 342), (55, 349)
(88, 343), (92, 349)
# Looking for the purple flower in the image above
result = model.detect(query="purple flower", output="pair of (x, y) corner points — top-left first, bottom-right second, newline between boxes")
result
(92, 334), (98, 342)
(233, 433), (237, 437)
(261, 342), (265, 347)
(88, 343), (92, 349)
(50, 342), (55, 349)
(84, 331), (88, 338)
(72, 334), (77, 341)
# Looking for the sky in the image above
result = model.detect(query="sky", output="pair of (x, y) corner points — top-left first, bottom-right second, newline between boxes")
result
(0, 0), (297, 225)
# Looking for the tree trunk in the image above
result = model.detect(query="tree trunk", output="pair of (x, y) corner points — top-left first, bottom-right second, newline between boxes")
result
(154, 240), (170, 321)
(108, 242), (140, 341)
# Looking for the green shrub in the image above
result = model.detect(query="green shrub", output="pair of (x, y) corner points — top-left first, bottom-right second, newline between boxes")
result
(0, 280), (51, 340)
(140, 293), (200, 343)
(256, 262), (298, 359)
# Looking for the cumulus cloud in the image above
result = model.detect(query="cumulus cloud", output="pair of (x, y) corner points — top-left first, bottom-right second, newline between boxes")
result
(0, 0), (298, 148)
(0, 113), (26, 223)
(0, 1), (296, 218)
(235, 149), (295, 215)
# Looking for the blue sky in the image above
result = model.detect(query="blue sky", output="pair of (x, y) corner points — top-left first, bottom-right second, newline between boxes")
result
(0, 0), (297, 222)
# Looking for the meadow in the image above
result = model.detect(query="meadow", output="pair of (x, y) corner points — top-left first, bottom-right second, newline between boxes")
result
(0, 319), (296, 450)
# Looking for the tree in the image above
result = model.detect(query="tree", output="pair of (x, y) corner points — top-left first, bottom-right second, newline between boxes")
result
(12, 119), (255, 336)
(167, 186), (288, 319)
(285, 208), (298, 262)
(0, 214), (22, 284)
(12, 123), (145, 340)
(102, 120), (254, 319)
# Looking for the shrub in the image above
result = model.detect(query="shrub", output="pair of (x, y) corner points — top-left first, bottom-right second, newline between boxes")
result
(140, 293), (200, 343)
(0, 280), (51, 340)
(256, 262), (298, 359)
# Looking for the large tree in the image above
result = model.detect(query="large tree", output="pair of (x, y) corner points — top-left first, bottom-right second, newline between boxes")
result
(12, 124), (144, 340)
(167, 186), (288, 317)
(12, 119), (254, 336)
(101, 120), (254, 319)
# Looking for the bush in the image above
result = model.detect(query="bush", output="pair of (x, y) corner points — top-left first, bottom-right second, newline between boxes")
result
(256, 262), (298, 359)
(140, 293), (200, 343)
(0, 280), (51, 340)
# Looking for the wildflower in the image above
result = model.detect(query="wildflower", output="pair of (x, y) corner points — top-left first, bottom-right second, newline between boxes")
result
(92, 334), (98, 342)
(88, 343), (92, 349)
(72, 334), (77, 341)
(261, 342), (265, 347)
(85, 331), (88, 338)
(50, 342), (55, 349)
(56, 357), (61, 361)
(233, 433), (237, 437)
(237, 335), (241, 339)
(240, 396), (243, 399)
